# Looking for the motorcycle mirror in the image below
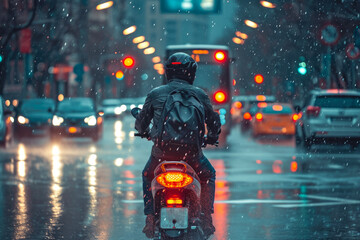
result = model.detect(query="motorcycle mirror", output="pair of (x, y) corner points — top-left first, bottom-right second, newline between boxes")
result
(131, 107), (141, 118)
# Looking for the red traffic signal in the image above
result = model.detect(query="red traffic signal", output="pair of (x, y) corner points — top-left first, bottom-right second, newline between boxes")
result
(254, 74), (264, 84)
(214, 51), (226, 63)
(123, 56), (135, 68)
(213, 90), (227, 103)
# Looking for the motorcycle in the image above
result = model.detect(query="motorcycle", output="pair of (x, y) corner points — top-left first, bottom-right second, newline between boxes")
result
(131, 107), (217, 240)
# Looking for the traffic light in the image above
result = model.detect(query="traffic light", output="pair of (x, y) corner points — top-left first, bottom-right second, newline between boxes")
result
(297, 57), (307, 75)
(123, 56), (135, 68)
(214, 51), (226, 63)
(0, 54), (3, 63)
(254, 74), (264, 84)
(115, 70), (124, 80)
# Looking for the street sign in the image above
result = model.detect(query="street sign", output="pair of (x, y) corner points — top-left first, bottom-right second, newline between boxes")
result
(320, 23), (340, 46)
(346, 43), (360, 60)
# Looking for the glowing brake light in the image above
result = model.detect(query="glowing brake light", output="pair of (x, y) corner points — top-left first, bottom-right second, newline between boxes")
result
(156, 172), (193, 188)
(214, 91), (227, 103)
(234, 101), (242, 109)
(255, 113), (263, 121)
(292, 114), (299, 122)
(243, 112), (252, 120)
(167, 197), (183, 205)
(214, 51), (226, 62)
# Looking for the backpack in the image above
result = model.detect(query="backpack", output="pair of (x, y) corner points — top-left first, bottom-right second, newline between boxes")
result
(156, 88), (205, 152)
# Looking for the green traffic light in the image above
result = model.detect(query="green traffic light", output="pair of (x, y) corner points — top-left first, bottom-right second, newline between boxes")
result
(0, 55), (3, 63)
(298, 67), (307, 75)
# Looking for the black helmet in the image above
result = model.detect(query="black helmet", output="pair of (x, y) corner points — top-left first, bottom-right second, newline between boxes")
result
(165, 52), (197, 84)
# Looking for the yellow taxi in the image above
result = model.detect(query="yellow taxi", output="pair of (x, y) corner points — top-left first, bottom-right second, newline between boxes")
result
(251, 103), (298, 137)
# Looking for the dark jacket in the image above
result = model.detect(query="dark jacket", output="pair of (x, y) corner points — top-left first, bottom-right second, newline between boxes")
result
(135, 79), (221, 158)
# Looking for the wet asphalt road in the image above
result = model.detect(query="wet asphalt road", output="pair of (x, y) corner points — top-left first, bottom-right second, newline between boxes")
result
(1, 116), (360, 240)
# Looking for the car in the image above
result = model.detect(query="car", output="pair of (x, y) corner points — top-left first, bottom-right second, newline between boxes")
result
(295, 89), (360, 151)
(0, 96), (13, 147)
(14, 98), (55, 138)
(251, 103), (297, 137)
(50, 97), (103, 142)
(101, 99), (124, 118)
(235, 95), (276, 132)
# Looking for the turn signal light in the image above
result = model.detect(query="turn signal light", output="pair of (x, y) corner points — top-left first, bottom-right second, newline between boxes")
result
(214, 91), (227, 103)
(156, 172), (193, 188)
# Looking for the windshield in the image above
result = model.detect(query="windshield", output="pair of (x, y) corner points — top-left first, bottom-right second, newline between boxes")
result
(58, 99), (94, 113)
(315, 96), (360, 108)
(21, 100), (54, 114)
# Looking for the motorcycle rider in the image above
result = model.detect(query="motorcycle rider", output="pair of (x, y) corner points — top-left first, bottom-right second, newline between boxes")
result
(135, 52), (221, 238)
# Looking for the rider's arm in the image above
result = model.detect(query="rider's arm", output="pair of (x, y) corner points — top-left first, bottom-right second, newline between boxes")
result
(202, 93), (221, 140)
(135, 93), (153, 134)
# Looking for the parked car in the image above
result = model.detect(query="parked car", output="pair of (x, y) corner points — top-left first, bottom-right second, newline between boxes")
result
(50, 98), (103, 142)
(14, 98), (55, 138)
(295, 89), (360, 151)
(251, 103), (297, 137)
(0, 96), (13, 147)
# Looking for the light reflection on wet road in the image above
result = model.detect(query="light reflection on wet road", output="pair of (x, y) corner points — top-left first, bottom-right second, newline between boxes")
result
(1, 115), (360, 239)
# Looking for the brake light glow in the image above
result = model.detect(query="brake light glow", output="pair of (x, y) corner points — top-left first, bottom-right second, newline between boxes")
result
(214, 91), (227, 103)
(156, 172), (193, 188)
(243, 112), (251, 120)
(255, 113), (263, 121)
(171, 62), (182, 65)
(69, 127), (77, 133)
(292, 114), (299, 122)
(167, 197), (183, 205)
(306, 106), (321, 117)
(257, 102), (267, 108)
(234, 101), (242, 109)
(214, 51), (226, 62)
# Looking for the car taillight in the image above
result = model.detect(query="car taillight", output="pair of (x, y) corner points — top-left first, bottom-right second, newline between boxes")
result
(166, 197), (183, 206)
(255, 113), (263, 121)
(156, 172), (193, 188)
(213, 90), (227, 103)
(292, 114), (299, 122)
(243, 112), (252, 120)
(306, 106), (321, 117)
(234, 101), (242, 109)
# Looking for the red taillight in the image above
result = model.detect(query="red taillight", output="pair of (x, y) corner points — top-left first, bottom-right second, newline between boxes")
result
(213, 91), (227, 103)
(243, 112), (251, 120)
(214, 51), (226, 62)
(166, 197), (183, 205)
(292, 114), (299, 122)
(306, 106), (321, 117)
(255, 113), (263, 121)
(156, 172), (193, 188)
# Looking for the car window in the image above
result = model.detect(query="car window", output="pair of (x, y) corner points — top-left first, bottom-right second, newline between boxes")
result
(58, 99), (94, 112)
(314, 95), (360, 108)
(262, 105), (293, 114)
(21, 100), (55, 113)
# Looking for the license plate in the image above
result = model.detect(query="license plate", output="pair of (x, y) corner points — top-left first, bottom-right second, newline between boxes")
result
(68, 127), (80, 133)
(160, 207), (188, 229)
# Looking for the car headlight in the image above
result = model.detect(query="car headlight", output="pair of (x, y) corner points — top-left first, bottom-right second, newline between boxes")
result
(52, 115), (64, 126)
(114, 107), (122, 115)
(120, 105), (127, 112)
(84, 115), (97, 126)
(18, 116), (29, 125)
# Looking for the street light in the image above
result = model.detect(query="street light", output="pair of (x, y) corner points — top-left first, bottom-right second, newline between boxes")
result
(137, 41), (150, 49)
(152, 56), (161, 63)
(144, 47), (155, 55)
(245, 20), (258, 29)
(133, 36), (145, 44)
(123, 26), (136, 35)
(96, 1), (114, 10)
(235, 31), (248, 39)
(232, 37), (244, 45)
(260, 1), (276, 8)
